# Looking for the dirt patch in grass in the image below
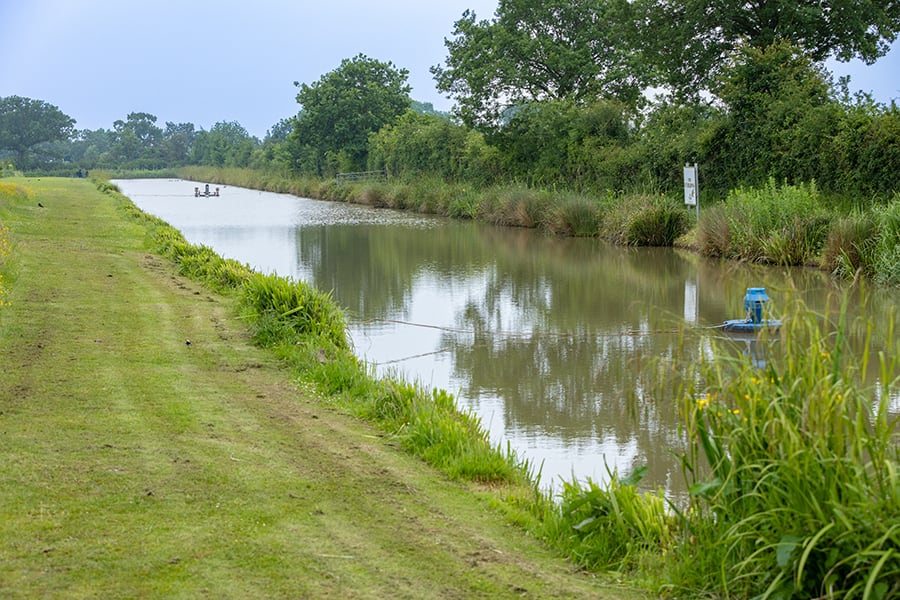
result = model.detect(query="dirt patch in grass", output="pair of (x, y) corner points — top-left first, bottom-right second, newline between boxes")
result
(0, 178), (644, 599)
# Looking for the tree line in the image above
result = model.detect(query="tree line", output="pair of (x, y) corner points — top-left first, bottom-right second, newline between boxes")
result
(2, 0), (898, 199)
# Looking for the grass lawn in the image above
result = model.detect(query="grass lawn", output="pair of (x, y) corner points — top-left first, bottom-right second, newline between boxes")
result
(0, 178), (642, 599)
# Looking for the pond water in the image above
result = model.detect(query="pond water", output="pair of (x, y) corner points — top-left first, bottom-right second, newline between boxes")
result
(115, 178), (900, 494)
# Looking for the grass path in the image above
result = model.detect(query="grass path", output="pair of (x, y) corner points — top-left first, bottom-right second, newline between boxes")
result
(0, 178), (640, 599)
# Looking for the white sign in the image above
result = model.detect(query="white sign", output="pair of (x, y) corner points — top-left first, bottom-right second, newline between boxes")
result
(683, 164), (698, 206)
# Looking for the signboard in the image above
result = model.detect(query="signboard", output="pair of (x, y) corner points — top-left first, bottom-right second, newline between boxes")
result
(683, 164), (698, 206)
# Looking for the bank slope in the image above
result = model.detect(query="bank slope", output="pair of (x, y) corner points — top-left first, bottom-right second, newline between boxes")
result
(0, 178), (641, 599)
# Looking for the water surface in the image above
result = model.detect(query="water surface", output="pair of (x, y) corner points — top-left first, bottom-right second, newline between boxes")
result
(115, 178), (898, 493)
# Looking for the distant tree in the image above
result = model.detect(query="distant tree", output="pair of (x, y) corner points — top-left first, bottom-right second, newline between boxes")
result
(410, 101), (448, 118)
(264, 118), (294, 144)
(0, 96), (76, 168)
(67, 128), (114, 167)
(641, 0), (900, 99)
(192, 121), (258, 167)
(290, 53), (411, 174)
(431, 0), (646, 130)
(111, 112), (163, 162)
(161, 122), (196, 165)
(367, 110), (500, 183)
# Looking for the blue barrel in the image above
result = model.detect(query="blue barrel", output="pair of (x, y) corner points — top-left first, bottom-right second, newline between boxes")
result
(744, 287), (769, 323)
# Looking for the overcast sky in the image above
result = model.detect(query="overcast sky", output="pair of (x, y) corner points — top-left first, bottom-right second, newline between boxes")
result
(2, 0), (898, 139)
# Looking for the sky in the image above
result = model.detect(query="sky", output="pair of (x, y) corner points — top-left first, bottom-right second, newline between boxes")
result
(1, 0), (898, 139)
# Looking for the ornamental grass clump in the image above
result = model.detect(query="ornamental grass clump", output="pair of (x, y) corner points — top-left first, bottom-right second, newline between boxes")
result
(678, 293), (900, 598)
(602, 194), (688, 246)
(544, 193), (602, 237)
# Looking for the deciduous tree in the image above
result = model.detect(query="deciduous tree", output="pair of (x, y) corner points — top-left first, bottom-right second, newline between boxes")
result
(642, 0), (900, 99)
(431, 0), (646, 130)
(291, 54), (411, 174)
(0, 96), (75, 168)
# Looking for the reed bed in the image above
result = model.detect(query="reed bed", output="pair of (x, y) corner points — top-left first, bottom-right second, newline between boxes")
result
(673, 294), (900, 598)
(697, 179), (831, 265)
(174, 167), (690, 245)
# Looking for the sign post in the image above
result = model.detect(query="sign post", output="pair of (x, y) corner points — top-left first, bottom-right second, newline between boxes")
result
(684, 163), (699, 221)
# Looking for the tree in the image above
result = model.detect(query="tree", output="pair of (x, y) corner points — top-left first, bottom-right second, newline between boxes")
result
(67, 128), (114, 168)
(111, 112), (163, 163)
(701, 42), (840, 191)
(192, 121), (258, 167)
(0, 96), (76, 168)
(290, 53), (412, 174)
(161, 122), (196, 165)
(431, 0), (646, 130)
(367, 110), (500, 184)
(642, 0), (900, 99)
(494, 98), (634, 188)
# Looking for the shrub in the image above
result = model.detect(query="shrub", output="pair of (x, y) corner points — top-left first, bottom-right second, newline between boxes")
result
(543, 467), (672, 572)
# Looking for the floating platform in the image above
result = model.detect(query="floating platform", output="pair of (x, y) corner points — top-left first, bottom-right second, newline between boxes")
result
(720, 287), (780, 334)
(721, 318), (781, 333)
(194, 185), (220, 197)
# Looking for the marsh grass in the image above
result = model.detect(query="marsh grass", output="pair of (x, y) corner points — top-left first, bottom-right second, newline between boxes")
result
(542, 466), (673, 572)
(676, 293), (900, 598)
(603, 194), (689, 246)
(545, 193), (603, 236)
(698, 179), (831, 264)
(821, 210), (879, 278)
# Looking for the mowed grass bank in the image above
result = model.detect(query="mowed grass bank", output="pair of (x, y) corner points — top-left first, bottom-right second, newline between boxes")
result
(0, 178), (639, 599)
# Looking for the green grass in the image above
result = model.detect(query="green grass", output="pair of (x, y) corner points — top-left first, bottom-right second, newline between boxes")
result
(51, 172), (900, 597)
(673, 294), (900, 598)
(697, 178), (831, 265)
(0, 177), (640, 599)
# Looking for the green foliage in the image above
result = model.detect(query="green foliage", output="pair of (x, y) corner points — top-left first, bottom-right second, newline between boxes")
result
(871, 196), (900, 285)
(603, 194), (689, 246)
(545, 194), (603, 237)
(192, 121), (259, 168)
(291, 53), (411, 175)
(110, 112), (163, 164)
(698, 179), (831, 264)
(240, 272), (348, 351)
(494, 99), (635, 189)
(677, 295), (900, 598)
(705, 43), (838, 191)
(432, 0), (648, 129)
(0, 96), (76, 169)
(821, 209), (879, 279)
(827, 99), (900, 197)
(0, 182), (30, 307)
(367, 110), (500, 185)
(642, 0), (900, 98)
(543, 467), (672, 572)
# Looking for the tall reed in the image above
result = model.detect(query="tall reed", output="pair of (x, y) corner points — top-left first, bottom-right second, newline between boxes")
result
(677, 293), (900, 598)
(698, 179), (831, 264)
